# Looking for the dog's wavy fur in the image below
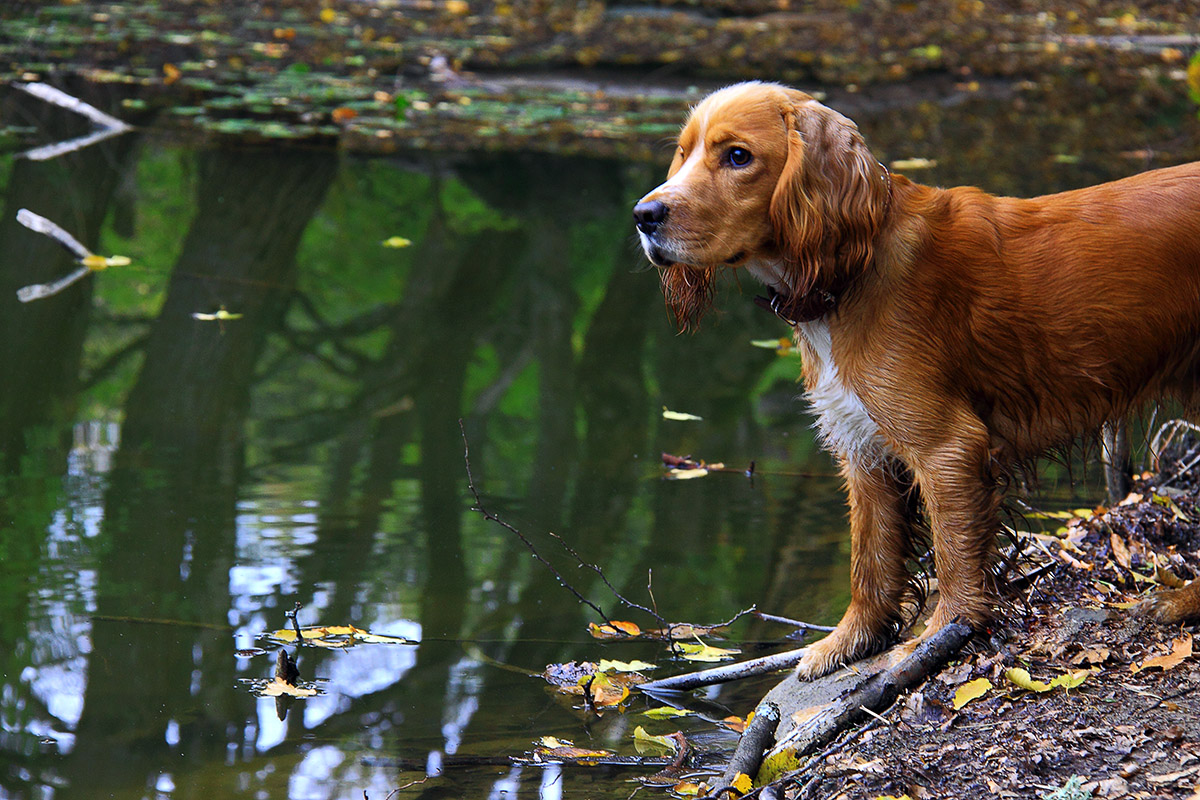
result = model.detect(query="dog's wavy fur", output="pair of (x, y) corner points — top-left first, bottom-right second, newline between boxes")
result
(634, 81), (1200, 679)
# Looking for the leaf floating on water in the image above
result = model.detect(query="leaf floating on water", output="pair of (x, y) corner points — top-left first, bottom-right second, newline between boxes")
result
(265, 624), (414, 647)
(235, 647), (268, 658)
(597, 658), (656, 673)
(662, 407), (702, 422)
(667, 468), (709, 481)
(632, 726), (679, 755)
(676, 641), (739, 662)
(647, 622), (725, 640)
(587, 620), (641, 639)
(192, 307), (244, 321)
(643, 706), (693, 719)
(533, 736), (614, 761)
(257, 677), (318, 697)
(580, 672), (630, 706)
(542, 661), (597, 687)
(15, 208), (131, 302)
(382, 235), (412, 248)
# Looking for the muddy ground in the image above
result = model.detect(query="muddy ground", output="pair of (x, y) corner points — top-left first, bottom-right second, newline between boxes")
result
(775, 454), (1200, 800)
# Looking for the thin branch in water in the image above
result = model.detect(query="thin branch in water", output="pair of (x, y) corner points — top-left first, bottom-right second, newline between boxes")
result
(547, 530), (667, 628)
(460, 420), (612, 623)
(754, 611), (836, 633)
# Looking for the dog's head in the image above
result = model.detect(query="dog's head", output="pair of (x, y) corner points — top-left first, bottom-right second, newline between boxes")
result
(634, 81), (891, 330)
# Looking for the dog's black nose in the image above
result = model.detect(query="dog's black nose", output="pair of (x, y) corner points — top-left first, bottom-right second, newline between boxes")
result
(633, 200), (668, 234)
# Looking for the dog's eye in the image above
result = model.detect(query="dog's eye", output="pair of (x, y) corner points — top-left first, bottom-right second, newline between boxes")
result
(726, 147), (753, 168)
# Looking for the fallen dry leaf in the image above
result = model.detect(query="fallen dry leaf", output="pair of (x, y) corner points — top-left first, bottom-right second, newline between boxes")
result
(1110, 532), (1132, 568)
(1132, 634), (1193, 674)
(953, 677), (992, 710)
(258, 677), (318, 697)
(1070, 647), (1110, 666)
(587, 620), (641, 639)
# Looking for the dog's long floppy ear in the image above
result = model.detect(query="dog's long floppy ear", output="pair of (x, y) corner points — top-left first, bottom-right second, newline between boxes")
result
(769, 96), (891, 295)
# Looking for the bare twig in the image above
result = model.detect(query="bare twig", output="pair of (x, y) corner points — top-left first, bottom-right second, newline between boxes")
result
(460, 420), (612, 623)
(754, 611), (836, 633)
(548, 530), (665, 627)
(363, 776), (427, 800)
(286, 602), (303, 641)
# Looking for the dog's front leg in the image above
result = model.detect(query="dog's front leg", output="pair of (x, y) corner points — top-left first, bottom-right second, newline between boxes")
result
(796, 457), (920, 680)
(910, 439), (1002, 638)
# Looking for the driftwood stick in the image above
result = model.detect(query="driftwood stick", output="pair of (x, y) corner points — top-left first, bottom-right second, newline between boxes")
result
(640, 647), (808, 693)
(705, 701), (780, 797)
(767, 622), (972, 761)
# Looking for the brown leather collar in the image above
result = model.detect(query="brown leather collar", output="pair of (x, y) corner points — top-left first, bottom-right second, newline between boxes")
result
(754, 284), (836, 325)
(754, 162), (891, 326)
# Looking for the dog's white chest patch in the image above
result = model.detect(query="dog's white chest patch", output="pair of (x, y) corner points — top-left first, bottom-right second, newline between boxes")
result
(796, 320), (887, 462)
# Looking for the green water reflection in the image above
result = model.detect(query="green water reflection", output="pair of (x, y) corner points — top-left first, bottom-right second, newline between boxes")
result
(0, 88), (847, 799)
(1, 78), (1198, 799)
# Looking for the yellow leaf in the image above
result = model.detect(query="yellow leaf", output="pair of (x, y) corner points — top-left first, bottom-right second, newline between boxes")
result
(1132, 634), (1193, 674)
(355, 631), (414, 644)
(587, 620), (640, 639)
(673, 781), (701, 796)
(267, 624), (409, 647)
(666, 468), (709, 481)
(662, 408), (702, 421)
(676, 641), (740, 662)
(1005, 667), (1051, 692)
(952, 677), (992, 709)
(445, 0), (469, 13)
(382, 236), (412, 248)
(1046, 670), (1089, 691)
(758, 748), (801, 786)
(632, 726), (678, 755)
(534, 742), (614, 760)
(598, 659), (655, 673)
(732, 772), (753, 794)
(318, 6), (336, 22)
(580, 672), (629, 706)
(258, 677), (318, 697)
(537, 736), (571, 748)
(643, 706), (693, 719)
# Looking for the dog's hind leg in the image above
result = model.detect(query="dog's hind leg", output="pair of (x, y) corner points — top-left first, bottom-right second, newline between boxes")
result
(795, 456), (923, 680)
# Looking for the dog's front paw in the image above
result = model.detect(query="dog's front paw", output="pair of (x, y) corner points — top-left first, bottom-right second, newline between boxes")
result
(794, 625), (884, 681)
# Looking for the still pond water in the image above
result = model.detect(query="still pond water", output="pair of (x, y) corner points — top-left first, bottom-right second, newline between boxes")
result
(1, 79), (1197, 799)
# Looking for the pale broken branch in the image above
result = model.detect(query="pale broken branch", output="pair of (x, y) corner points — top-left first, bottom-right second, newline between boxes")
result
(13, 81), (132, 161)
(640, 647), (810, 694)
